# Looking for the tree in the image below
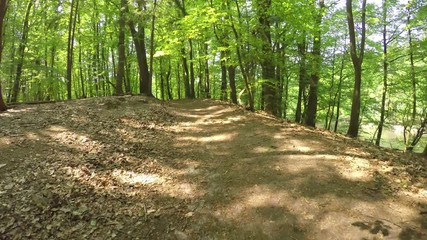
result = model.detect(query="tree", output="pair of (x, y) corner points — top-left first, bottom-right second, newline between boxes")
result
(0, 0), (7, 111)
(346, 0), (367, 138)
(126, 0), (152, 97)
(10, 0), (33, 103)
(115, 0), (126, 96)
(304, 0), (325, 127)
(256, 0), (277, 116)
(66, 0), (79, 100)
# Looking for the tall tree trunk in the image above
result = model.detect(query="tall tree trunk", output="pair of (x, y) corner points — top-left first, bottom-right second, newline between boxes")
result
(189, 39), (195, 98)
(204, 44), (211, 98)
(66, 0), (79, 100)
(334, 51), (346, 133)
(149, 0), (157, 92)
(228, 65), (237, 104)
(228, 0), (254, 111)
(181, 48), (191, 98)
(407, 10), (416, 127)
(305, 0), (324, 127)
(11, 0), (33, 103)
(220, 51), (227, 101)
(257, 0), (277, 116)
(405, 4), (417, 151)
(376, 0), (389, 146)
(115, 0), (126, 96)
(296, 41), (307, 123)
(346, 0), (367, 138)
(125, 40), (132, 94)
(326, 41), (337, 129)
(166, 59), (173, 100)
(78, 37), (86, 98)
(0, 0), (7, 111)
(126, 0), (152, 96)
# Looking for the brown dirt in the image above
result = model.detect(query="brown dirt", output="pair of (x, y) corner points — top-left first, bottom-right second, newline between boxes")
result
(0, 96), (426, 240)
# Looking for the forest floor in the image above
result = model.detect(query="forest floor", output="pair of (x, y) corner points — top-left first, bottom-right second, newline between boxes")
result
(0, 96), (426, 240)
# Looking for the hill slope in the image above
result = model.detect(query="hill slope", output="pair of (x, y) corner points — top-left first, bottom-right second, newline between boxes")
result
(0, 96), (426, 239)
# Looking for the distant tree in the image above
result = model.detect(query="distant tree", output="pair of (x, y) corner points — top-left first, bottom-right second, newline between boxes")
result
(0, 0), (7, 111)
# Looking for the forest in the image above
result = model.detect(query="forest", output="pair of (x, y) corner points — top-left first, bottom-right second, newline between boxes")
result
(0, 0), (426, 153)
(1, 0), (427, 238)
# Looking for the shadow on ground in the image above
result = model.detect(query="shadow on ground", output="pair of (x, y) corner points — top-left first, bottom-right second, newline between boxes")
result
(0, 97), (425, 239)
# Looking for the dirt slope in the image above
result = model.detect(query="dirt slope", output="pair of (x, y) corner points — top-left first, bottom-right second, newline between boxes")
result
(0, 96), (426, 240)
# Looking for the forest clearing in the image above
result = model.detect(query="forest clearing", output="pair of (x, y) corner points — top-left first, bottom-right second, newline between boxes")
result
(0, 96), (426, 239)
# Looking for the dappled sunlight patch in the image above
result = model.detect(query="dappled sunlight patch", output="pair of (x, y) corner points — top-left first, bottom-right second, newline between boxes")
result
(111, 169), (165, 186)
(315, 154), (341, 161)
(178, 133), (236, 143)
(221, 185), (291, 220)
(336, 156), (373, 181)
(172, 160), (201, 176)
(0, 137), (13, 145)
(120, 118), (157, 130)
(62, 165), (169, 196)
(352, 200), (418, 221)
(286, 139), (314, 152)
(193, 106), (223, 112)
(345, 147), (371, 157)
(274, 156), (331, 174)
(253, 146), (271, 153)
(172, 105), (233, 119)
(245, 186), (289, 207)
(162, 182), (205, 199)
(398, 188), (427, 203)
(297, 146), (312, 152)
(0, 107), (35, 117)
(168, 124), (205, 133)
(46, 125), (104, 153)
(25, 132), (41, 140)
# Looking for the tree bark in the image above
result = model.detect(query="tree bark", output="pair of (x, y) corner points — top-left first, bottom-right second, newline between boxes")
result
(166, 59), (173, 100)
(220, 51), (227, 101)
(326, 41), (337, 130)
(149, 0), (157, 90)
(204, 44), (211, 98)
(0, 0), (7, 111)
(65, 0), (79, 100)
(228, 65), (237, 104)
(126, 0), (152, 97)
(305, 0), (324, 127)
(256, 0), (277, 116)
(115, 0), (126, 96)
(334, 50), (347, 133)
(376, 0), (388, 146)
(296, 41), (307, 123)
(405, 5), (417, 151)
(189, 39), (195, 98)
(227, 0), (254, 111)
(181, 48), (191, 98)
(346, 0), (367, 138)
(11, 0), (33, 102)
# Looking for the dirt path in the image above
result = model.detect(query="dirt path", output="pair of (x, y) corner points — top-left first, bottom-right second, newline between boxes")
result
(0, 97), (426, 239)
